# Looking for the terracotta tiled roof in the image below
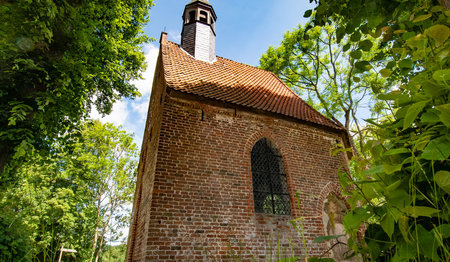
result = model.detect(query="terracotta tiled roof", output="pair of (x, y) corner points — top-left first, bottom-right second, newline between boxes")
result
(160, 34), (343, 130)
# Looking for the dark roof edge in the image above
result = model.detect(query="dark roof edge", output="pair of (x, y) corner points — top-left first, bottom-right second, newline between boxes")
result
(166, 85), (344, 132)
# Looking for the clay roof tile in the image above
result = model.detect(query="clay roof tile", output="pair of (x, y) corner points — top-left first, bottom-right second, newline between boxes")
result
(160, 37), (343, 130)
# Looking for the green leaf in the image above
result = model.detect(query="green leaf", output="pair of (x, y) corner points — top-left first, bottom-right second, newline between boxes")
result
(422, 136), (450, 160)
(385, 179), (403, 193)
(406, 34), (427, 49)
(362, 165), (383, 175)
(304, 9), (312, 18)
(350, 50), (362, 59)
(395, 240), (418, 260)
(422, 80), (446, 97)
(355, 61), (372, 71)
(432, 69), (450, 82)
(389, 190), (411, 209)
(424, 24), (450, 45)
(402, 206), (440, 218)
(402, 32), (416, 41)
(413, 14), (432, 23)
(436, 104), (450, 127)
(314, 235), (346, 243)
(392, 48), (406, 54)
(383, 163), (402, 175)
(403, 100), (428, 130)
(361, 181), (383, 199)
(344, 207), (371, 231)
(431, 6), (445, 12)
(421, 110), (440, 124)
(379, 69), (392, 77)
(435, 171), (450, 194)
(343, 43), (351, 52)
(384, 148), (409, 156)
(381, 213), (395, 239)
(350, 31), (361, 42)
(399, 59), (413, 69)
(358, 39), (373, 51)
(378, 90), (403, 100)
(434, 224), (450, 238)
(336, 27), (345, 42)
(416, 225), (440, 261)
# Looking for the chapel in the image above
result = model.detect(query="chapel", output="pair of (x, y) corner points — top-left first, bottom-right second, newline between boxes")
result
(126, 1), (351, 261)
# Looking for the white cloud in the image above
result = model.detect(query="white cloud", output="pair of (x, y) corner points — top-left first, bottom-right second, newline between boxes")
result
(131, 98), (150, 122)
(101, 100), (129, 127)
(88, 42), (160, 242)
(133, 43), (159, 97)
(89, 99), (129, 128)
(90, 42), (160, 147)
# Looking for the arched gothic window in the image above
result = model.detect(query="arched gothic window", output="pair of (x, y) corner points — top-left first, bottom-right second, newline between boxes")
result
(251, 138), (291, 215)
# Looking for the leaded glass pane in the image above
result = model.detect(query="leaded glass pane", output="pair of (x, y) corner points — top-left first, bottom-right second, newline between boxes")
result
(251, 138), (291, 215)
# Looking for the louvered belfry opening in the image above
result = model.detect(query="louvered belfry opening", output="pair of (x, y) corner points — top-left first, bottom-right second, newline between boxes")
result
(251, 138), (291, 215)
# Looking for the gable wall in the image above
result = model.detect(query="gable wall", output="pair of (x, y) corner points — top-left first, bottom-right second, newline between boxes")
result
(140, 93), (347, 261)
(126, 52), (167, 262)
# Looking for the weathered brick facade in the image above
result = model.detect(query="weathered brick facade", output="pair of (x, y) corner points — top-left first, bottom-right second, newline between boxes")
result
(126, 1), (350, 261)
(127, 86), (348, 261)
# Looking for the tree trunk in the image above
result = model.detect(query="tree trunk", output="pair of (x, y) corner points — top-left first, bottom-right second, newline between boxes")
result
(90, 198), (102, 262)
(343, 113), (364, 161)
(0, 144), (10, 176)
(94, 203), (114, 262)
(438, 0), (450, 10)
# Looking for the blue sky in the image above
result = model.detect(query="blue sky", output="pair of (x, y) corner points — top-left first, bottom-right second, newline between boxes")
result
(91, 0), (315, 149)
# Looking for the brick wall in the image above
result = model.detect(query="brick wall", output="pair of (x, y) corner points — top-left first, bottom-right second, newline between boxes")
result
(126, 50), (167, 262)
(133, 90), (347, 261)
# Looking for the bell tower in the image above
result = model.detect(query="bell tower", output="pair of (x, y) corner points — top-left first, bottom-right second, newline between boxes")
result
(181, 0), (217, 63)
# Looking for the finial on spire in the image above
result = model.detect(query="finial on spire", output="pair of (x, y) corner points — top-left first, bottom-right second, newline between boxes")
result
(189, 0), (210, 4)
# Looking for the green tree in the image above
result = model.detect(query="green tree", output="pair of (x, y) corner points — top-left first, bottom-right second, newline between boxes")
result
(99, 244), (127, 262)
(72, 121), (138, 262)
(0, 0), (153, 176)
(308, 0), (450, 260)
(0, 121), (138, 261)
(260, 22), (390, 158)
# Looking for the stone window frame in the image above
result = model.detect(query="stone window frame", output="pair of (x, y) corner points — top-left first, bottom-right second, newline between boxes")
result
(251, 138), (291, 215)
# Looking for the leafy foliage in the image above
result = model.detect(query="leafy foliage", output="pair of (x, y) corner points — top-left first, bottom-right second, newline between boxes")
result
(308, 0), (450, 260)
(0, 121), (138, 261)
(0, 0), (153, 175)
(99, 244), (127, 262)
(260, 22), (391, 158)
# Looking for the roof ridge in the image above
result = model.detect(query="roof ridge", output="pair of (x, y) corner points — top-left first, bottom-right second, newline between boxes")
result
(166, 40), (281, 75)
(216, 55), (276, 75)
(265, 70), (342, 128)
(161, 39), (344, 131)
